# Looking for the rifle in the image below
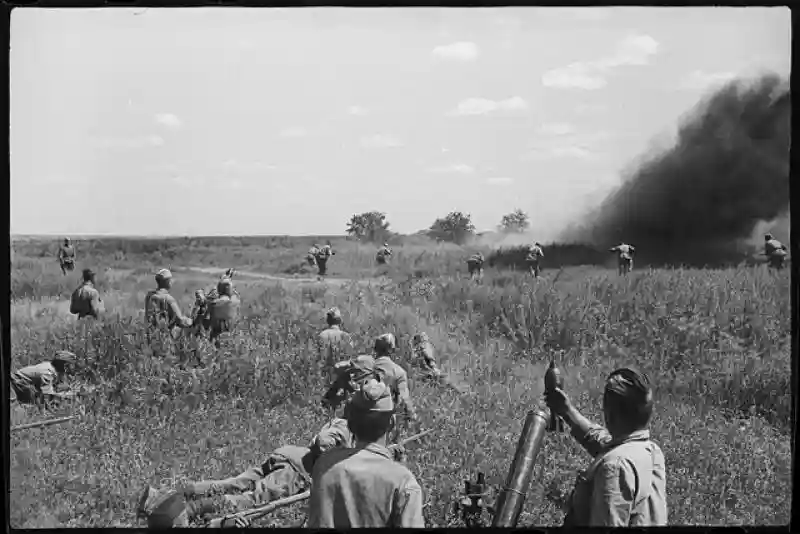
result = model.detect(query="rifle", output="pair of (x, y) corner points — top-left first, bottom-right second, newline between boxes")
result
(11, 415), (76, 433)
(221, 428), (434, 523)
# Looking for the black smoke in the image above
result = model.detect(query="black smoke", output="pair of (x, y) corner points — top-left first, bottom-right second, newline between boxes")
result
(562, 72), (791, 267)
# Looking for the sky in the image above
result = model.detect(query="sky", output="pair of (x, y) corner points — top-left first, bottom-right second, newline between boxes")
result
(10, 7), (791, 237)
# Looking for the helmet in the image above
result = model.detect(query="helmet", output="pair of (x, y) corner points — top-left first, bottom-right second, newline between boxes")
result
(155, 269), (173, 283)
(374, 333), (396, 355)
(64, 237), (71, 244)
(82, 268), (95, 282)
(765, 234), (773, 241)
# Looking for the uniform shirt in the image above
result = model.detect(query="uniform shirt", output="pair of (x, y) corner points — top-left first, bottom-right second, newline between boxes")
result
(70, 281), (103, 318)
(11, 361), (63, 396)
(145, 288), (192, 329)
(59, 245), (75, 262)
(527, 246), (544, 261)
(565, 424), (667, 527)
(377, 247), (392, 258)
(373, 357), (414, 415)
(765, 239), (787, 256)
(307, 443), (425, 528)
(611, 244), (635, 258)
(318, 326), (353, 368)
(309, 418), (355, 454)
(412, 342), (438, 372)
(318, 245), (333, 258)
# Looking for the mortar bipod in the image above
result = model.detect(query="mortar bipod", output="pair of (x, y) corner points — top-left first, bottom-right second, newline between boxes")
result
(453, 472), (495, 527)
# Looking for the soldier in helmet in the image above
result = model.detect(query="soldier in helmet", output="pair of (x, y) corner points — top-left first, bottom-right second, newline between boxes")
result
(58, 237), (76, 275)
(70, 268), (104, 319)
(372, 333), (417, 422)
(764, 233), (788, 269)
(207, 278), (241, 348)
(376, 243), (393, 266)
(145, 269), (194, 332)
(318, 308), (354, 376)
(609, 242), (635, 276)
(316, 242), (335, 277)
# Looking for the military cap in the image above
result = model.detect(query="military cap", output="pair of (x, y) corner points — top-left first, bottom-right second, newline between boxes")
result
(350, 378), (394, 413)
(155, 269), (172, 282)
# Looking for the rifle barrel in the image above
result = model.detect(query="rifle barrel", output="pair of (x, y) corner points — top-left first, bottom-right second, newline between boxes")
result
(11, 415), (76, 432)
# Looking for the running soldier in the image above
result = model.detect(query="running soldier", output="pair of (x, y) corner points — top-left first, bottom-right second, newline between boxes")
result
(316, 242), (335, 276)
(609, 243), (635, 276)
(466, 252), (485, 280)
(145, 269), (194, 333)
(307, 379), (425, 528)
(70, 268), (104, 319)
(10, 350), (77, 405)
(411, 333), (464, 394)
(58, 237), (76, 275)
(307, 244), (320, 269)
(526, 243), (544, 277)
(376, 243), (392, 265)
(764, 233), (788, 270)
(372, 333), (417, 422)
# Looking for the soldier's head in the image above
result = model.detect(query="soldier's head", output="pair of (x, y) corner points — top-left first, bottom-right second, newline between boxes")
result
(412, 332), (429, 347)
(224, 268), (236, 280)
(155, 269), (173, 289)
(602, 368), (653, 436)
(326, 307), (343, 327)
(51, 350), (76, 374)
(217, 278), (233, 297)
(384, 243), (389, 248)
(765, 234), (773, 241)
(535, 242), (542, 248)
(64, 237), (71, 245)
(374, 333), (396, 357)
(82, 268), (96, 283)
(346, 378), (396, 444)
(145, 490), (189, 528)
(313, 243), (320, 249)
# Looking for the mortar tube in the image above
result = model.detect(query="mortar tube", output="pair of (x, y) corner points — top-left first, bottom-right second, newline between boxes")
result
(491, 409), (549, 528)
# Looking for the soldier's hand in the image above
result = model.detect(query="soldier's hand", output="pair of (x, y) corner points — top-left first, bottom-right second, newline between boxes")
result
(221, 516), (251, 528)
(393, 445), (406, 463)
(544, 387), (570, 416)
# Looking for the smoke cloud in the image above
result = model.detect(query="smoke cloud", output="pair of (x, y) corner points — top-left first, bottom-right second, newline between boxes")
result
(562, 72), (791, 266)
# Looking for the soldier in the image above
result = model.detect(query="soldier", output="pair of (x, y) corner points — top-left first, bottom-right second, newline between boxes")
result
(307, 244), (321, 268)
(318, 308), (353, 375)
(609, 243), (635, 276)
(372, 333), (417, 422)
(307, 379), (425, 528)
(137, 419), (355, 527)
(323, 354), (377, 413)
(207, 278), (241, 347)
(70, 268), (104, 319)
(411, 333), (464, 394)
(58, 237), (76, 275)
(466, 252), (485, 280)
(545, 368), (667, 527)
(316, 242), (335, 276)
(526, 243), (544, 277)
(145, 269), (194, 332)
(190, 289), (210, 334)
(764, 233), (788, 270)
(376, 243), (392, 265)
(10, 350), (77, 405)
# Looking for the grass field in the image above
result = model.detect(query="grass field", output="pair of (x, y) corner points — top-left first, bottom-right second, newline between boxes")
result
(9, 235), (792, 527)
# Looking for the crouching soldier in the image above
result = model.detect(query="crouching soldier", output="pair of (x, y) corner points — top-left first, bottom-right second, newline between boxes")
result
(70, 268), (104, 319)
(137, 418), (356, 527)
(307, 379), (425, 528)
(376, 243), (392, 266)
(764, 233), (788, 270)
(466, 252), (485, 280)
(10, 350), (77, 405)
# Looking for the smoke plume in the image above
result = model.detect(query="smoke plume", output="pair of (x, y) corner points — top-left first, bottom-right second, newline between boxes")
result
(562, 72), (791, 267)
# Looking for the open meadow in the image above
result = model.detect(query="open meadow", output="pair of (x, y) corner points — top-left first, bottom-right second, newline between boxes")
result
(9, 235), (793, 527)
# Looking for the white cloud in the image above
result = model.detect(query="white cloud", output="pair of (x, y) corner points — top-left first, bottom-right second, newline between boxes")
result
(432, 41), (479, 62)
(451, 96), (529, 116)
(360, 134), (403, 149)
(280, 126), (308, 138)
(348, 105), (368, 116)
(538, 122), (576, 136)
(542, 33), (659, 90)
(680, 70), (736, 91)
(221, 159), (278, 173)
(428, 163), (475, 174)
(90, 135), (164, 150)
(155, 113), (182, 129)
(486, 177), (514, 186)
(526, 145), (593, 160)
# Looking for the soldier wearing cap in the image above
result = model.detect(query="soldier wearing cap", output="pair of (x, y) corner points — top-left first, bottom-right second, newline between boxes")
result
(138, 420), (355, 527)
(206, 278), (241, 347)
(70, 268), (104, 319)
(373, 333), (417, 421)
(10, 350), (77, 405)
(307, 379), (425, 528)
(545, 368), (667, 527)
(376, 243), (392, 265)
(58, 237), (76, 275)
(318, 308), (353, 373)
(764, 233), (788, 269)
(145, 269), (194, 331)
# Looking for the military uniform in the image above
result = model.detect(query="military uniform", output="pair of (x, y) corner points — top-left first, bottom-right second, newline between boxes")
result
(58, 240), (76, 275)
(316, 244), (333, 276)
(765, 236), (788, 269)
(307, 380), (425, 528)
(70, 280), (103, 319)
(610, 244), (635, 275)
(376, 245), (392, 265)
(526, 245), (544, 277)
(466, 253), (484, 278)
(10, 351), (75, 404)
(145, 289), (193, 330)
(308, 245), (320, 267)
(374, 356), (415, 418)
(318, 308), (353, 374)
(564, 424), (667, 527)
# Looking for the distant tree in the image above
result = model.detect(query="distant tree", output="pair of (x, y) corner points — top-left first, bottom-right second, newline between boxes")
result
(346, 211), (392, 243)
(499, 209), (530, 234)
(428, 211), (475, 244)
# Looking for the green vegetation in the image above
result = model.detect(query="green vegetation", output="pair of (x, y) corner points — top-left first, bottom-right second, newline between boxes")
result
(10, 236), (791, 527)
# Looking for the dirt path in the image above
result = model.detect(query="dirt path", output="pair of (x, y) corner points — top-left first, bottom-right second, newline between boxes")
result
(179, 265), (383, 289)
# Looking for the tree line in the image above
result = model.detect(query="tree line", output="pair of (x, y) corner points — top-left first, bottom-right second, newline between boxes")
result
(345, 208), (532, 245)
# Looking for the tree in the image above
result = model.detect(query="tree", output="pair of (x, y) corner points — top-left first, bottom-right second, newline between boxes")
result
(499, 209), (530, 234)
(428, 211), (475, 244)
(346, 211), (392, 243)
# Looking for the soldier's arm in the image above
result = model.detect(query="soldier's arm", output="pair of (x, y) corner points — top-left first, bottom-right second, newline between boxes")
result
(167, 295), (194, 328)
(393, 477), (426, 528)
(563, 405), (612, 457)
(312, 418), (352, 453)
(588, 458), (636, 526)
